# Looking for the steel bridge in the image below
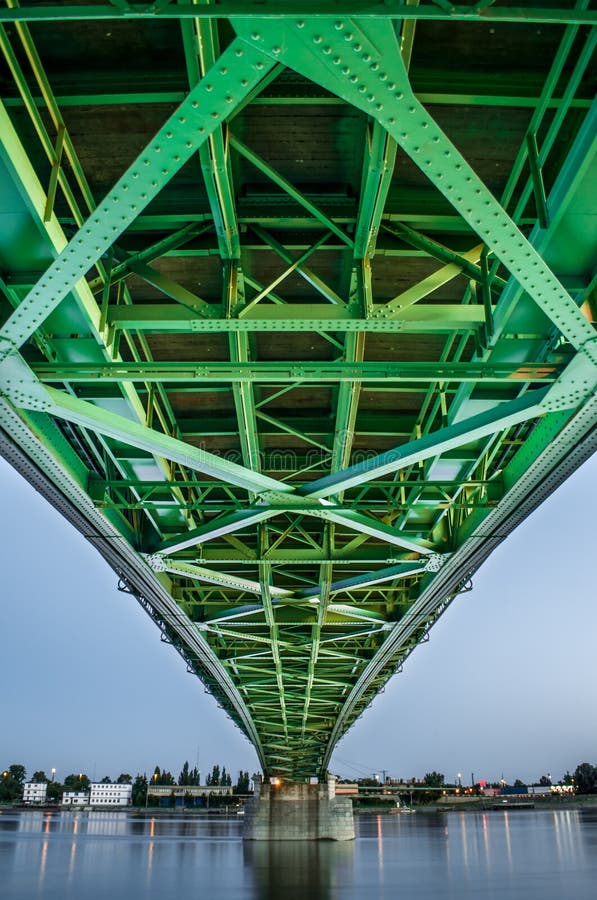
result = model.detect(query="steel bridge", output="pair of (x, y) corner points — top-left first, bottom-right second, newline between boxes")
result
(0, 1), (595, 781)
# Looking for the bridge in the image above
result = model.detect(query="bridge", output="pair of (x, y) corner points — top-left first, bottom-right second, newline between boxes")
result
(0, 0), (595, 810)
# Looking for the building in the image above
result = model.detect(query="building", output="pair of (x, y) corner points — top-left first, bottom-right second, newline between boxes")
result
(148, 785), (233, 804)
(89, 783), (132, 807)
(22, 782), (48, 805)
(62, 791), (89, 807)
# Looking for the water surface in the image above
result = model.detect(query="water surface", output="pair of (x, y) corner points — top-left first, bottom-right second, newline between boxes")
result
(1, 807), (595, 899)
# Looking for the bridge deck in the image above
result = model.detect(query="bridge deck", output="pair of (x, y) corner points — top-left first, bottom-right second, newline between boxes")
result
(0, 2), (595, 779)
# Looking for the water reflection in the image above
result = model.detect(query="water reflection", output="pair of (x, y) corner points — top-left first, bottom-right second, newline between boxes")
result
(246, 839), (353, 900)
(0, 808), (596, 899)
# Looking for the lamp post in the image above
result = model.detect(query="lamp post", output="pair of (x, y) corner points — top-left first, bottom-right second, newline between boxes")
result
(51, 768), (56, 783)
(146, 773), (158, 810)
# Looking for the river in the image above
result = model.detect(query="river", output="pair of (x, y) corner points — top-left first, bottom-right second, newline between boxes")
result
(1, 807), (596, 898)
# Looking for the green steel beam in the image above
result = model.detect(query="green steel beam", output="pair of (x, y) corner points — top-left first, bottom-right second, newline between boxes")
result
(249, 226), (345, 306)
(303, 389), (551, 499)
(0, 4), (593, 25)
(106, 303), (492, 333)
(31, 360), (563, 383)
(234, 17), (597, 365)
(229, 134), (354, 249)
(27, 385), (293, 496)
(0, 38), (277, 363)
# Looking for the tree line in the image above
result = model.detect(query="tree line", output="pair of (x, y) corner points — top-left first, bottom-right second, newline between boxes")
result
(0, 761), (253, 805)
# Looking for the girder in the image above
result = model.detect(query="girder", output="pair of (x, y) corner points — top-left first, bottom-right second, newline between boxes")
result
(0, 2), (595, 780)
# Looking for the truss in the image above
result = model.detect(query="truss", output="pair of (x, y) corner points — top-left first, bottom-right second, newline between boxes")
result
(0, 1), (595, 779)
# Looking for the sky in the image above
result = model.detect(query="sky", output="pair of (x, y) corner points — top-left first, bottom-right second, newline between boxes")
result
(0, 451), (595, 787)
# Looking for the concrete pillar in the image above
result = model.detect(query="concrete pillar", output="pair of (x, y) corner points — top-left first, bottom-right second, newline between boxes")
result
(243, 776), (355, 841)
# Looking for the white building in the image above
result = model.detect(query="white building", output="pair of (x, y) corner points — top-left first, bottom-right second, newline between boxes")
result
(62, 791), (89, 806)
(23, 782), (48, 805)
(89, 782), (132, 806)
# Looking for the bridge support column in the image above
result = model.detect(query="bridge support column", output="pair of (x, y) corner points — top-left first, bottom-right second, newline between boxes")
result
(243, 776), (354, 841)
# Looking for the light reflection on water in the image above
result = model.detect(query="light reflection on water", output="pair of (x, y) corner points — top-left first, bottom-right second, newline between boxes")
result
(1, 807), (596, 899)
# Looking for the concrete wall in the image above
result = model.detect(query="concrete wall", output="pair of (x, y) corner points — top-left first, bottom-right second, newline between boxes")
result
(244, 778), (354, 841)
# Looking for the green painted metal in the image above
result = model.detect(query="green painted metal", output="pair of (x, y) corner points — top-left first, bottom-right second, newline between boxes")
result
(0, 3), (595, 781)
(0, 4), (594, 26)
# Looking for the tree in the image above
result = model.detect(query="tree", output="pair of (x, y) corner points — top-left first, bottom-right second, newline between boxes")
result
(9, 765), (26, 785)
(47, 781), (63, 804)
(574, 763), (597, 795)
(514, 779), (525, 787)
(32, 771), (48, 784)
(117, 773), (132, 784)
(179, 761), (191, 786)
(100, 776), (112, 784)
(132, 774), (147, 807)
(234, 771), (251, 794)
(423, 772), (444, 787)
(539, 774), (552, 786)
(0, 765), (26, 803)
(64, 774), (90, 792)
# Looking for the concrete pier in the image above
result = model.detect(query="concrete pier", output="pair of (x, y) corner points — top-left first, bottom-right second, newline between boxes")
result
(243, 776), (355, 841)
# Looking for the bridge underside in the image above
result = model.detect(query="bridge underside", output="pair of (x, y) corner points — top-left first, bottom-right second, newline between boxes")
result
(0, 2), (595, 780)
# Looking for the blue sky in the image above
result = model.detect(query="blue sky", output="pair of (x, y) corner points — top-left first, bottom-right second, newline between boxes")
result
(0, 452), (595, 786)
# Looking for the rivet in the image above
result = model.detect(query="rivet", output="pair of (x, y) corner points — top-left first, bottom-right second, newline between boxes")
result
(205, 84), (213, 92)
(220, 67), (228, 75)
(166, 131), (173, 138)
(370, 62), (379, 71)
(226, 96), (233, 103)
(211, 112), (219, 118)
(154, 145), (161, 152)
(354, 42), (362, 51)
(350, 74), (358, 83)
(376, 103), (383, 111)
(296, 19), (305, 28)
(379, 72), (387, 81)
(235, 48), (244, 57)
(333, 56), (341, 64)
(344, 32), (354, 41)
(272, 46), (281, 53)
(256, 61), (264, 69)
(132, 171), (139, 178)
(323, 46), (332, 54)
(313, 35), (322, 44)
(334, 20), (343, 29)
(241, 78), (249, 86)
(359, 85), (366, 93)
(362, 53), (371, 62)
(251, 32), (260, 40)
(186, 141), (193, 148)
(192, 101), (199, 109)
